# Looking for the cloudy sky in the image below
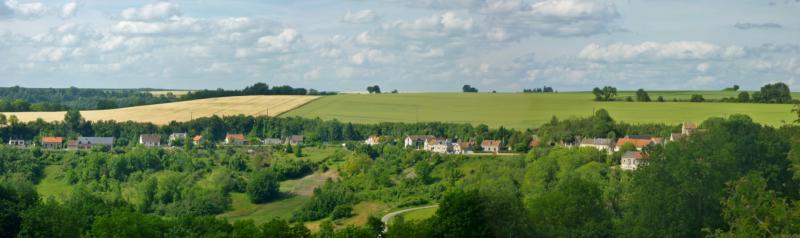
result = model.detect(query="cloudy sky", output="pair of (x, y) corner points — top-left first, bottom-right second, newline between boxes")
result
(0, 0), (798, 92)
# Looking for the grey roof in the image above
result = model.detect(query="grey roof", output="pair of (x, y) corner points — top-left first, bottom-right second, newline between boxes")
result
(140, 134), (160, 143)
(77, 137), (114, 145)
(286, 135), (304, 143)
(580, 138), (614, 146)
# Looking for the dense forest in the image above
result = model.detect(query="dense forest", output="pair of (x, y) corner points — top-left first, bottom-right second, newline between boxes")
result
(179, 83), (336, 101)
(0, 108), (799, 237)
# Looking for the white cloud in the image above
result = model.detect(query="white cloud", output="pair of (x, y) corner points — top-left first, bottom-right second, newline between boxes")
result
(355, 31), (380, 45)
(351, 49), (394, 65)
(304, 67), (321, 79)
(336, 66), (355, 79)
(343, 10), (379, 24)
(3, 0), (46, 18)
(257, 28), (302, 53)
(696, 63), (710, 73)
(61, 2), (76, 18)
(383, 11), (475, 39)
(689, 76), (716, 86)
(579, 41), (746, 62)
(121, 2), (180, 21)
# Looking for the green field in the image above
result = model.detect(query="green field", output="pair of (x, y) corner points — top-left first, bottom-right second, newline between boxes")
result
(401, 206), (438, 221)
(284, 92), (797, 129)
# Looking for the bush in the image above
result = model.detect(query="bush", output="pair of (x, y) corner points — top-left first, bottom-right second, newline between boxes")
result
(331, 205), (353, 219)
(246, 171), (280, 204)
(690, 94), (705, 102)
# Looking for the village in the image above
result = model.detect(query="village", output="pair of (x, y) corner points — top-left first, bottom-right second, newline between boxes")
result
(6, 122), (698, 172)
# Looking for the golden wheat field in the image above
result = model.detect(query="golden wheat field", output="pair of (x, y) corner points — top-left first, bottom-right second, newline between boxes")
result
(3, 96), (318, 125)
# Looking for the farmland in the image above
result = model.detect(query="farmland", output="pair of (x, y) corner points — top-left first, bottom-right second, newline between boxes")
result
(3, 95), (318, 125)
(284, 92), (797, 129)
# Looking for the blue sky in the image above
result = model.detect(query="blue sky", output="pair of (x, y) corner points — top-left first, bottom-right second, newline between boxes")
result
(0, 0), (798, 92)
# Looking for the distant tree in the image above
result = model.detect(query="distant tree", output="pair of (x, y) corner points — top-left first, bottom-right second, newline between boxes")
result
(793, 103), (800, 124)
(285, 143), (293, 153)
(592, 86), (617, 101)
(657, 96), (665, 102)
(391, 89), (398, 93)
(625, 96), (634, 102)
(331, 205), (353, 219)
(246, 171), (280, 203)
(690, 94), (705, 102)
(95, 100), (118, 110)
(462, 85), (478, 93)
(366, 85), (382, 94)
(635, 89), (651, 102)
(733, 85), (740, 91)
(0, 114), (6, 125)
(755, 82), (792, 103)
(737, 92), (750, 103)
(64, 110), (83, 132)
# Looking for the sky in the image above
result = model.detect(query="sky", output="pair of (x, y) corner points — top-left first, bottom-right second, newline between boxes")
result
(0, 0), (798, 92)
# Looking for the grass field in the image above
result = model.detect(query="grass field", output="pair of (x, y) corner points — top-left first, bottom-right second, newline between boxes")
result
(36, 165), (73, 201)
(400, 206), (438, 221)
(4, 95), (318, 125)
(283, 92), (797, 129)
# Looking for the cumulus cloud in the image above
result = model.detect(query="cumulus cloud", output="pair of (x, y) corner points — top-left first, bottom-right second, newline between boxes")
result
(578, 41), (746, 62)
(351, 49), (394, 65)
(484, 0), (622, 40)
(256, 28), (302, 53)
(121, 2), (180, 21)
(733, 22), (782, 30)
(343, 10), (379, 24)
(2, 0), (46, 18)
(61, 2), (76, 18)
(383, 11), (474, 39)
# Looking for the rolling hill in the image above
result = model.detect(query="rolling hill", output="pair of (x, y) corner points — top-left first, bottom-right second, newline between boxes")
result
(3, 95), (318, 125)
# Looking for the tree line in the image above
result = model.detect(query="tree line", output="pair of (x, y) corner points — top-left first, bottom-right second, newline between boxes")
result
(179, 83), (336, 101)
(593, 82), (795, 103)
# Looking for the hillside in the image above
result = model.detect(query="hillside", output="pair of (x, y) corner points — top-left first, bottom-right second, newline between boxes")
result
(283, 92), (796, 129)
(3, 95), (318, 125)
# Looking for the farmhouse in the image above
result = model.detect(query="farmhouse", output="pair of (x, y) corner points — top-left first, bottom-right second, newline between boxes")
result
(169, 133), (188, 143)
(7, 139), (27, 148)
(41, 137), (63, 149)
(68, 137), (114, 150)
(285, 135), (304, 145)
(529, 138), (542, 148)
(578, 138), (614, 151)
(364, 135), (382, 146)
(615, 138), (653, 152)
(262, 138), (282, 145)
(453, 142), (474, 154)
(429, 139), (453, 154)
(193, 135), (205, 145)
(404, 135), (434, 149)
(225, 133), (246, 145)
(139, 134), (161, 147)
(621, 151), (647, 170)
(481, 140), (502, 153)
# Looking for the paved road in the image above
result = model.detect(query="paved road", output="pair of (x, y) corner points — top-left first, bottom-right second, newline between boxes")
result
(381, 204), (439, 231)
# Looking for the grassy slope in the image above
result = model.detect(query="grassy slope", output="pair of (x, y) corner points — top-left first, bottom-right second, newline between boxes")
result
(284, 92), (797, 129)
(400, 206), (438, 221)
(36, 165), (73, 201)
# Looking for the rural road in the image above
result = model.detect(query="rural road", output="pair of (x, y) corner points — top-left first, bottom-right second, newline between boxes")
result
(381, 204), (439, 231)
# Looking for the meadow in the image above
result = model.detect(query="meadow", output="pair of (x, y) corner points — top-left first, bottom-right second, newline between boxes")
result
(4, 95), (318, 125)
(283, 92), (798, 129)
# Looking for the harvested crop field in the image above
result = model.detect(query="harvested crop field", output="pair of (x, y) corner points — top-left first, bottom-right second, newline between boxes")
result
(3, 95), (318, 125)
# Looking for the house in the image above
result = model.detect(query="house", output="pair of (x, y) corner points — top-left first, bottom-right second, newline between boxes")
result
(169, 133), (188, 143)
(682, 122), (697, 136)
(193, 135), (205, 145)
(669, 133), (684, 142)
(578, 138), (614, 151)
(621, 151), (647, 170)
(41, 137), (63, 149)
(8, 139), (27, 148)
(453, 142), (474, 154)
(429, 140), (452, 154)
(364, 135), (382, 146)
(404, 135), (435, 148)
(529, 138), (542, 148)
(139, 134), (161, 147)
(262, 138), (282, 145)
(68, 137), (114, 150)
(650, 137), (664, 145)
(615, 138), (653, 151)
(225, 134), (246, 145)
(285, 135), (304, 145)
(481, 140), (502, 153)
(423, 138), (446, 151)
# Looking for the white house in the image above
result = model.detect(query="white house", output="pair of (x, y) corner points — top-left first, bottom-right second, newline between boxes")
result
(481, 140), (502, 153)
(169, 133), (188, 143)
(139, 134), (161, 147)
(621, 151), (647, 170)
(452, 142), (474, 154)
(578, 138), (614, 152)
(404, 135), (434, 148)
(225, 134), (246, 145)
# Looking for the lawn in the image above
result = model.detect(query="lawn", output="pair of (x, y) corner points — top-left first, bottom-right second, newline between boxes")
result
(400, 206), (438, 221)
(35, 165), (74, 201)
(283, 92), (797, 129)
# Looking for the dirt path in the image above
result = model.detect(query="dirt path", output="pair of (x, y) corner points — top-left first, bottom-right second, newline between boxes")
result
(381, 204), (439, 231)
